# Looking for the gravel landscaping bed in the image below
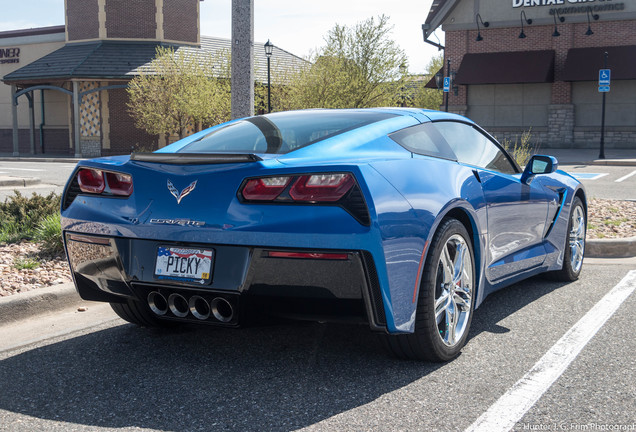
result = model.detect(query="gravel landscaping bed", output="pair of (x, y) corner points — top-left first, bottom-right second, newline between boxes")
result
(0, 198), (634, 298)
(587, 198), (636, 239)
(0, 242), (71, 297)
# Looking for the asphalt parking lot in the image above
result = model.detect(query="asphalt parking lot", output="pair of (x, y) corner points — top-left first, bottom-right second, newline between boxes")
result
(0, 259), (634, 431)
(563, 165), (636, 200)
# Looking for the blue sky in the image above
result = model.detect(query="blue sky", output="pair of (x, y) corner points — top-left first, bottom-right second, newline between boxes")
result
(0, 0), (441, 74)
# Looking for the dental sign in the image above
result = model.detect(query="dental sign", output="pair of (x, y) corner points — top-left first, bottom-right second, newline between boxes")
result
(513, 0), (613, 7)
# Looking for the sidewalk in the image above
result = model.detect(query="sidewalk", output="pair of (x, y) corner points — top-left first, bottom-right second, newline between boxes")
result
(544, 148), (636, 166)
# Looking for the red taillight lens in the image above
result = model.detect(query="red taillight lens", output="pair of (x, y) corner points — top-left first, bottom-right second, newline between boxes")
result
(289, 173), (355, 202)
(105, 172), (133, 196)
(242, 176), (291, 201)
(77, 168), (132, 196)
(77, 168), (105, 194)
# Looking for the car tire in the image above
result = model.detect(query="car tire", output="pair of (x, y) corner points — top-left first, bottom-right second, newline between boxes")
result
(110, 299), (176, 328)
(547, 196), (586, 282)
(381, 218), (476, 362)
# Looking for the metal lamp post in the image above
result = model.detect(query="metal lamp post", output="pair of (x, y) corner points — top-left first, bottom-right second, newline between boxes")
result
(264, 40), (273, 113)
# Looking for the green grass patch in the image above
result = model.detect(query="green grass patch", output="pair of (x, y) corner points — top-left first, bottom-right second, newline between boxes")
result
(13, 257), (40, 270)
(35, 213), (64, 256)
(602, 218), (629, 227)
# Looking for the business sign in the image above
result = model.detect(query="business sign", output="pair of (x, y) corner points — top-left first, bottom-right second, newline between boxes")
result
(0, 47), (20, 64)
(512, 0), (626, 14)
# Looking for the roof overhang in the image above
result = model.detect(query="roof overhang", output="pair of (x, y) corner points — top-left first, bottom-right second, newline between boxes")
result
(563, 45), (636, 81)
(455, 50), (555, 85)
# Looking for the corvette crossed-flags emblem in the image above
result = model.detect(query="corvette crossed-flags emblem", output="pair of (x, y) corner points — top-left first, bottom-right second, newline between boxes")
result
(167, 179), (197, 204)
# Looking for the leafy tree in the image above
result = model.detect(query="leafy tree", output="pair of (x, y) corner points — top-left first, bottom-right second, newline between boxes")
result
(283, 15), (409, 109)
(127, 46), (231, 140)
(413, 53), (444, 110)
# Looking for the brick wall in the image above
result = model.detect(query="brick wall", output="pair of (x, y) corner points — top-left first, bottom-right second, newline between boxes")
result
(164, 0), (198, 43)
(446, 19), (636, 107)
(66, 0), (100, 41)
(445, 19), (635, 147)
(106, 88), (158, 155)
(0, 129), (71, 155)
(106, 0), (156, 39)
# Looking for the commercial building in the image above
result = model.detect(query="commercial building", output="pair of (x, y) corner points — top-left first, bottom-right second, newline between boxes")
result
(1, 0), (304, 157)
(423, 0), (636, 148)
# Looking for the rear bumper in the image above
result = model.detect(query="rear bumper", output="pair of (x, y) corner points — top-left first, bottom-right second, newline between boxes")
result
(64, 232), (387, 331)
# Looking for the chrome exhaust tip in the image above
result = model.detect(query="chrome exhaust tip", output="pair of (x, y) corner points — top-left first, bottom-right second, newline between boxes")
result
(189, 295), (211, 320)
(211, 297), (234, 323)
(168, 293), (189, 318)
(147, 291), (168, 316)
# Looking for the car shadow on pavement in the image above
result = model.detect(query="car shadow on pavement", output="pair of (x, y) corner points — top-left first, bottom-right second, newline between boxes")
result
(0, 320), (441, 431)
(470, 275), (569, 336)
(0, 276), (569, 431)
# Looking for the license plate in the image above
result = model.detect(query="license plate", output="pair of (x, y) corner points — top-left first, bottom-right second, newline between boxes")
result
(155, 246), (213, 284)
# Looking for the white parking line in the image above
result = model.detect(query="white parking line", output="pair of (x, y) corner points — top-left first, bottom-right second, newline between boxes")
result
(0, 167), (43, 172)
(615, 170), (636, 183)
(465, 270), (636, 432)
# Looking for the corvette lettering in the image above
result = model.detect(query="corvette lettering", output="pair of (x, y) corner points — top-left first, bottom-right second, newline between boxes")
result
(149, 218), (205, 226)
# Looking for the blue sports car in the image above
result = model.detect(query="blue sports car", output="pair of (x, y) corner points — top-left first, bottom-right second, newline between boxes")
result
(62, 108), (586, 361)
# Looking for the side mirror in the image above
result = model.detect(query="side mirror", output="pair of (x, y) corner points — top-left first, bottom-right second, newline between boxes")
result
(521, 155), (558, 184)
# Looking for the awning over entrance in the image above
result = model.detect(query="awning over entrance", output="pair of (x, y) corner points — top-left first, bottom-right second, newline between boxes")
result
(455, 50), (555, 85)
(562, 46), (636, 82)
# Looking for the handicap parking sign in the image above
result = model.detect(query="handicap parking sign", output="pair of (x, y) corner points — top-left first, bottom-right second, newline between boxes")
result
(443, 77), (451, 93)
(599, 69), (611, 86)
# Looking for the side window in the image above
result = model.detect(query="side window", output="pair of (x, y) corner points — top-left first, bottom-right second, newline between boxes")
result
(389, 123), (457, 160)
(432, 122), (517, 174)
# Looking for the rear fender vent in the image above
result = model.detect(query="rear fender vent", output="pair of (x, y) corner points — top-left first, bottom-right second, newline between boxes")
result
(362, 251), (386, 326)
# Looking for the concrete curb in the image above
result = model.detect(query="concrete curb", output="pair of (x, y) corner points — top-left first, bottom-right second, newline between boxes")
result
(586, 236), (636, 258)
(0, 283), (82, 325)
(0, 176), (41, 187)
(560, 160), (636, 167)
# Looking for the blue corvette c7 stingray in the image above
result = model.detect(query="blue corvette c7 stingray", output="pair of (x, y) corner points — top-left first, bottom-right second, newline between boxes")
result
(62, 108), (586, 361)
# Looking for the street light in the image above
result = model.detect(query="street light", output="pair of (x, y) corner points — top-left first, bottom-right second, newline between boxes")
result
(585, 7), (599, 36)
(475, 13), (489, 42)
(264, 40), (274, 113)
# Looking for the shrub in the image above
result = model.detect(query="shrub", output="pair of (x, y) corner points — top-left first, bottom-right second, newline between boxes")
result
(0, 191), (61, 243)
(500, 129), (539, 168)
(35, 213), (64, 257)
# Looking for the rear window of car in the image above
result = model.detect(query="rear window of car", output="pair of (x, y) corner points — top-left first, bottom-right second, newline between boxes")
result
(178, 110), (396, 154)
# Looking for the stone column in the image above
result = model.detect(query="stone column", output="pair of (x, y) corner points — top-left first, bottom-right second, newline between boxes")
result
(73, 81), (81, 158)
(231, 0), (254, 119)
(547, 104), (574, 148)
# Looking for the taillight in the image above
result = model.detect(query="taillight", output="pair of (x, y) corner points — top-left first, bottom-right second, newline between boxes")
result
(78, 168), (105, 194)
(289, 173), (355, 202)
(76, 168), (133, 197)
(239, 172), (369, 226)
(105, 172), (133, 196)
(241, 173), (355, 203)
(241, 176), (291, 201)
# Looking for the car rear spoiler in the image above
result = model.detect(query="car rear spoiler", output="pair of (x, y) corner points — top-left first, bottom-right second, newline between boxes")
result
(130, 153), (263, 164)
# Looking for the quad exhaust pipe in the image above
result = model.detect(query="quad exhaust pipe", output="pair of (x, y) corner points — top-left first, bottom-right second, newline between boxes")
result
(147, 291), (235, 323)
